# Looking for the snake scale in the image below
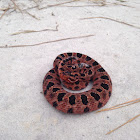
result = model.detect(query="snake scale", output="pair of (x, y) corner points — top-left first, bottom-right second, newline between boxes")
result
(43, 52), (112, 114)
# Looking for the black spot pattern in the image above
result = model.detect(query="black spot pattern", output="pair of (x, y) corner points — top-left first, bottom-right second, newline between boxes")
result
(53, 88), (60, 92)
(43, 53), (112, 114)
(67, 53), (72, 56)
(88, 70), (92, 75)
(91, 92), (100, 101)
(98, 68), (105, 72)
(77, 53), (82, 58)
(67, 108), (73, 113)
(84, 107), (89, 113)
(49, 69), (55, 73)
(101, 83), (109, 90)
(69, 95), (76, 105)
(47, 82), (54, 90)
(98, 102), (102, 108)
(46, 75), (53, 79)
(57, 93), (66, 102)
(81, 95), (88, 105)
(92, 61), (98, 66)
(96, 89), (102, 92)
(109, 91), (111, 97)
(53, 101), (58, 107)
(86, 56), (91, 61)
(101, 75), (109, 80)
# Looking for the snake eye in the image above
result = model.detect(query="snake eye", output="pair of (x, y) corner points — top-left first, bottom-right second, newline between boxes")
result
(72, 66), (76, 69)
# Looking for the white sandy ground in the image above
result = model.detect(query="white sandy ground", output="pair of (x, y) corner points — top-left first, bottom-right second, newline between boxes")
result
(0, 0), (140, 140)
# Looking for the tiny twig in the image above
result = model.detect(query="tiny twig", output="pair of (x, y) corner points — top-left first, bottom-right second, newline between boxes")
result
(11, 0), (23, 13)
(60, 4), (105, 7)
(106, 2), (135, 8)
(96, 98), (140, 113)
(24, 11), (40, 20)
(0, 34), (94, 48)
(39, 0), (75, 10)
(80, 16), (140, 29)
(11, 25), (58, 35)
(0, 8), (9, 20)
(106, 114), (140, 135)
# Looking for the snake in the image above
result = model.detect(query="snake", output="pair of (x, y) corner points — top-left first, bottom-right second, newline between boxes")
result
(43, 52), (112, 114)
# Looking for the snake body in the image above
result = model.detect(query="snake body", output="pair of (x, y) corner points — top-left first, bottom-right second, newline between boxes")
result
(43, 52), (112, 114)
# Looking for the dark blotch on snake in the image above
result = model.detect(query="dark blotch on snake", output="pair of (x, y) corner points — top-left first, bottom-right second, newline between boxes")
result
(60, 68), (64, 71)
(84, 107), (89, 113)
(69, 95), (76, 105)
(56, 57), (62, 60)
(44, 90), (47, 95)
(49, 69), (55, 73)
(47, 82), (54, 90)
(53, 101), (58, 107)
(53, 88), (60, 92)
(81, 95), (88, 105)
(67, 53), (72, 56)
(57, 93), (66, 102)
(75, 81), (79, 85)
(80, 73), (85, 77)
(61, 54), (65, 57)
(86, 56), (91, 61)
(92, 61), (99, 66)
(98, 102), (102, 108)
(74, 86), (79, 90)
(96, 89), (102, 92)
(98, 68), (105, 72)
(46, 75), (53, 79)
(77, 53), (82, 58)
(101, 75), (109, 80)
(88, 70), (92, 75)
(109, 91), (111, 97)
(101, 83), (109, 90)
(67, 108), (73, 113)
(91, 92), (100, 101)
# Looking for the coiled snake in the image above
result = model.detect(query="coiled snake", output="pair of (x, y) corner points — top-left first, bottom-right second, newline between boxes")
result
(43, 52), (112, 114)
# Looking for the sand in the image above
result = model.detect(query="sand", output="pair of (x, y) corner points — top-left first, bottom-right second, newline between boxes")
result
(0, 0), (140, 140)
